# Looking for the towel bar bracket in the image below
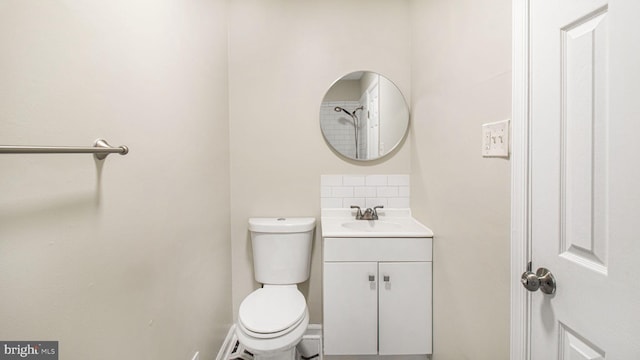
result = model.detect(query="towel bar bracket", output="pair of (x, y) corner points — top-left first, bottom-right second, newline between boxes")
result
(93, 139), (129, 160)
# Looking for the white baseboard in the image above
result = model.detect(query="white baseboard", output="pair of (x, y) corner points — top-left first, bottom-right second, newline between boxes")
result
(215, 324), (237, 360)
(299, 324), (323, 360)
(215, 324), (322, 360)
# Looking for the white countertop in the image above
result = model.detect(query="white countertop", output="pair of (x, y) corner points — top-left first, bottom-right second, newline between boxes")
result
(321, 208), (434, 238)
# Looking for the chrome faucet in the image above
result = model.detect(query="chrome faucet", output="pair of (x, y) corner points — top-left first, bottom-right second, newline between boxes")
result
(351, 205), (384, 220)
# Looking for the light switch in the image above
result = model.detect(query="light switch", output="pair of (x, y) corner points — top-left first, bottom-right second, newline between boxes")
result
(482, 119), (510, 157)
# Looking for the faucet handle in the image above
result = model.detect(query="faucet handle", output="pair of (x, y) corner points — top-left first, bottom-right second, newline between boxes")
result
(373, 205), (384, 218)
(350, 205), (363, 219)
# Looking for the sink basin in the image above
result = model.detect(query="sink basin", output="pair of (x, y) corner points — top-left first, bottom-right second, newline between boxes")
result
(321, 208), (433, 238)
(341, 220), (403, 232)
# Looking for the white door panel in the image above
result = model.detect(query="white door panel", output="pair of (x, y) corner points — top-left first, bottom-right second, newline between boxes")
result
(529, 0), (640, 358)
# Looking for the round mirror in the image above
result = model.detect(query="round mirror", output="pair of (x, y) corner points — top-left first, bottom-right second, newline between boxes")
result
(320, 71), (409, 161)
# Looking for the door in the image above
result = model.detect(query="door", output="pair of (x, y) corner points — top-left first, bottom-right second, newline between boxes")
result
(322, 262), (378, 355)
(529, 0), (640, 358)
(378, 262), (432, 355)
(366, 79), (380, 158)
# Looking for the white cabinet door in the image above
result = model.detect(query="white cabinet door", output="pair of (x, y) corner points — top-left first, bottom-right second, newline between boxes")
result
(323, 262), (378, 355)
(378, 262), (432, 355)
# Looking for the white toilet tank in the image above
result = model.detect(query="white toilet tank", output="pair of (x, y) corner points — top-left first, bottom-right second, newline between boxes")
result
(248, 217), (316, 285)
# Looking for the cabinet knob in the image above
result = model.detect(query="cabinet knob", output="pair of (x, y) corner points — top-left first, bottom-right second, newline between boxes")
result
(383, 275), (391, 290)
(368, 275), (375, 282)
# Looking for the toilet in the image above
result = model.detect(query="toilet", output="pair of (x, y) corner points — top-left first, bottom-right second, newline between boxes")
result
(235, 217), (316, 360)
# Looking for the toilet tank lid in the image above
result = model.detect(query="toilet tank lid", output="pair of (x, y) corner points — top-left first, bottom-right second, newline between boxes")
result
(248, 217), (316, 233)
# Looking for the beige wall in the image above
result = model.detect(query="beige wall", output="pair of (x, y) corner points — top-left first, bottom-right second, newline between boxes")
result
(0, 1), (232, 359)
(409, 0), (511, 359)
(228, 0), (412, 323)
(0, 0), (513, 358)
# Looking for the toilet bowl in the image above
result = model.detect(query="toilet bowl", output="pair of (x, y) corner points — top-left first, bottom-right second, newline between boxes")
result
(236, 286), (309, 357)
(235, 218), (315, 360)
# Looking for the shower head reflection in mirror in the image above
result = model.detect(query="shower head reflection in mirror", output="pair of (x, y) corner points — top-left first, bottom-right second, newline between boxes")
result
(333, 106), (364, 159)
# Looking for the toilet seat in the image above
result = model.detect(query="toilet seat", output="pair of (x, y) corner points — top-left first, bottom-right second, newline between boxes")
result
(238, 285), (306, 336)
(236, 307), (309, 354)
(236, 285), (309, 354)
(237, 312), (305, 339)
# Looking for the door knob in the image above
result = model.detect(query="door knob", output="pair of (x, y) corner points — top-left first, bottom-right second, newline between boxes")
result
(521, 262), (556, 294)
(535, 267), (556, 294)
(521, 261), (540, 291)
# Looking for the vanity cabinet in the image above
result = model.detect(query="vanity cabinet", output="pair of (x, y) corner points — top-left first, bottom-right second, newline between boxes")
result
(322, 237), (433, 356)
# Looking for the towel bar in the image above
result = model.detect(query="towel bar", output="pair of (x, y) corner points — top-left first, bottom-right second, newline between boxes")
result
(0, 139), (128, 160)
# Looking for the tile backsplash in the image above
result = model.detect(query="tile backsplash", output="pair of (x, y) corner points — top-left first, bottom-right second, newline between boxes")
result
(321, 174), (410, 209)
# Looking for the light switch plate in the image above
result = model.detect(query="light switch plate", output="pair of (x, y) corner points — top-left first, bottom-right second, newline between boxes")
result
(482, 119), (510, 157)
